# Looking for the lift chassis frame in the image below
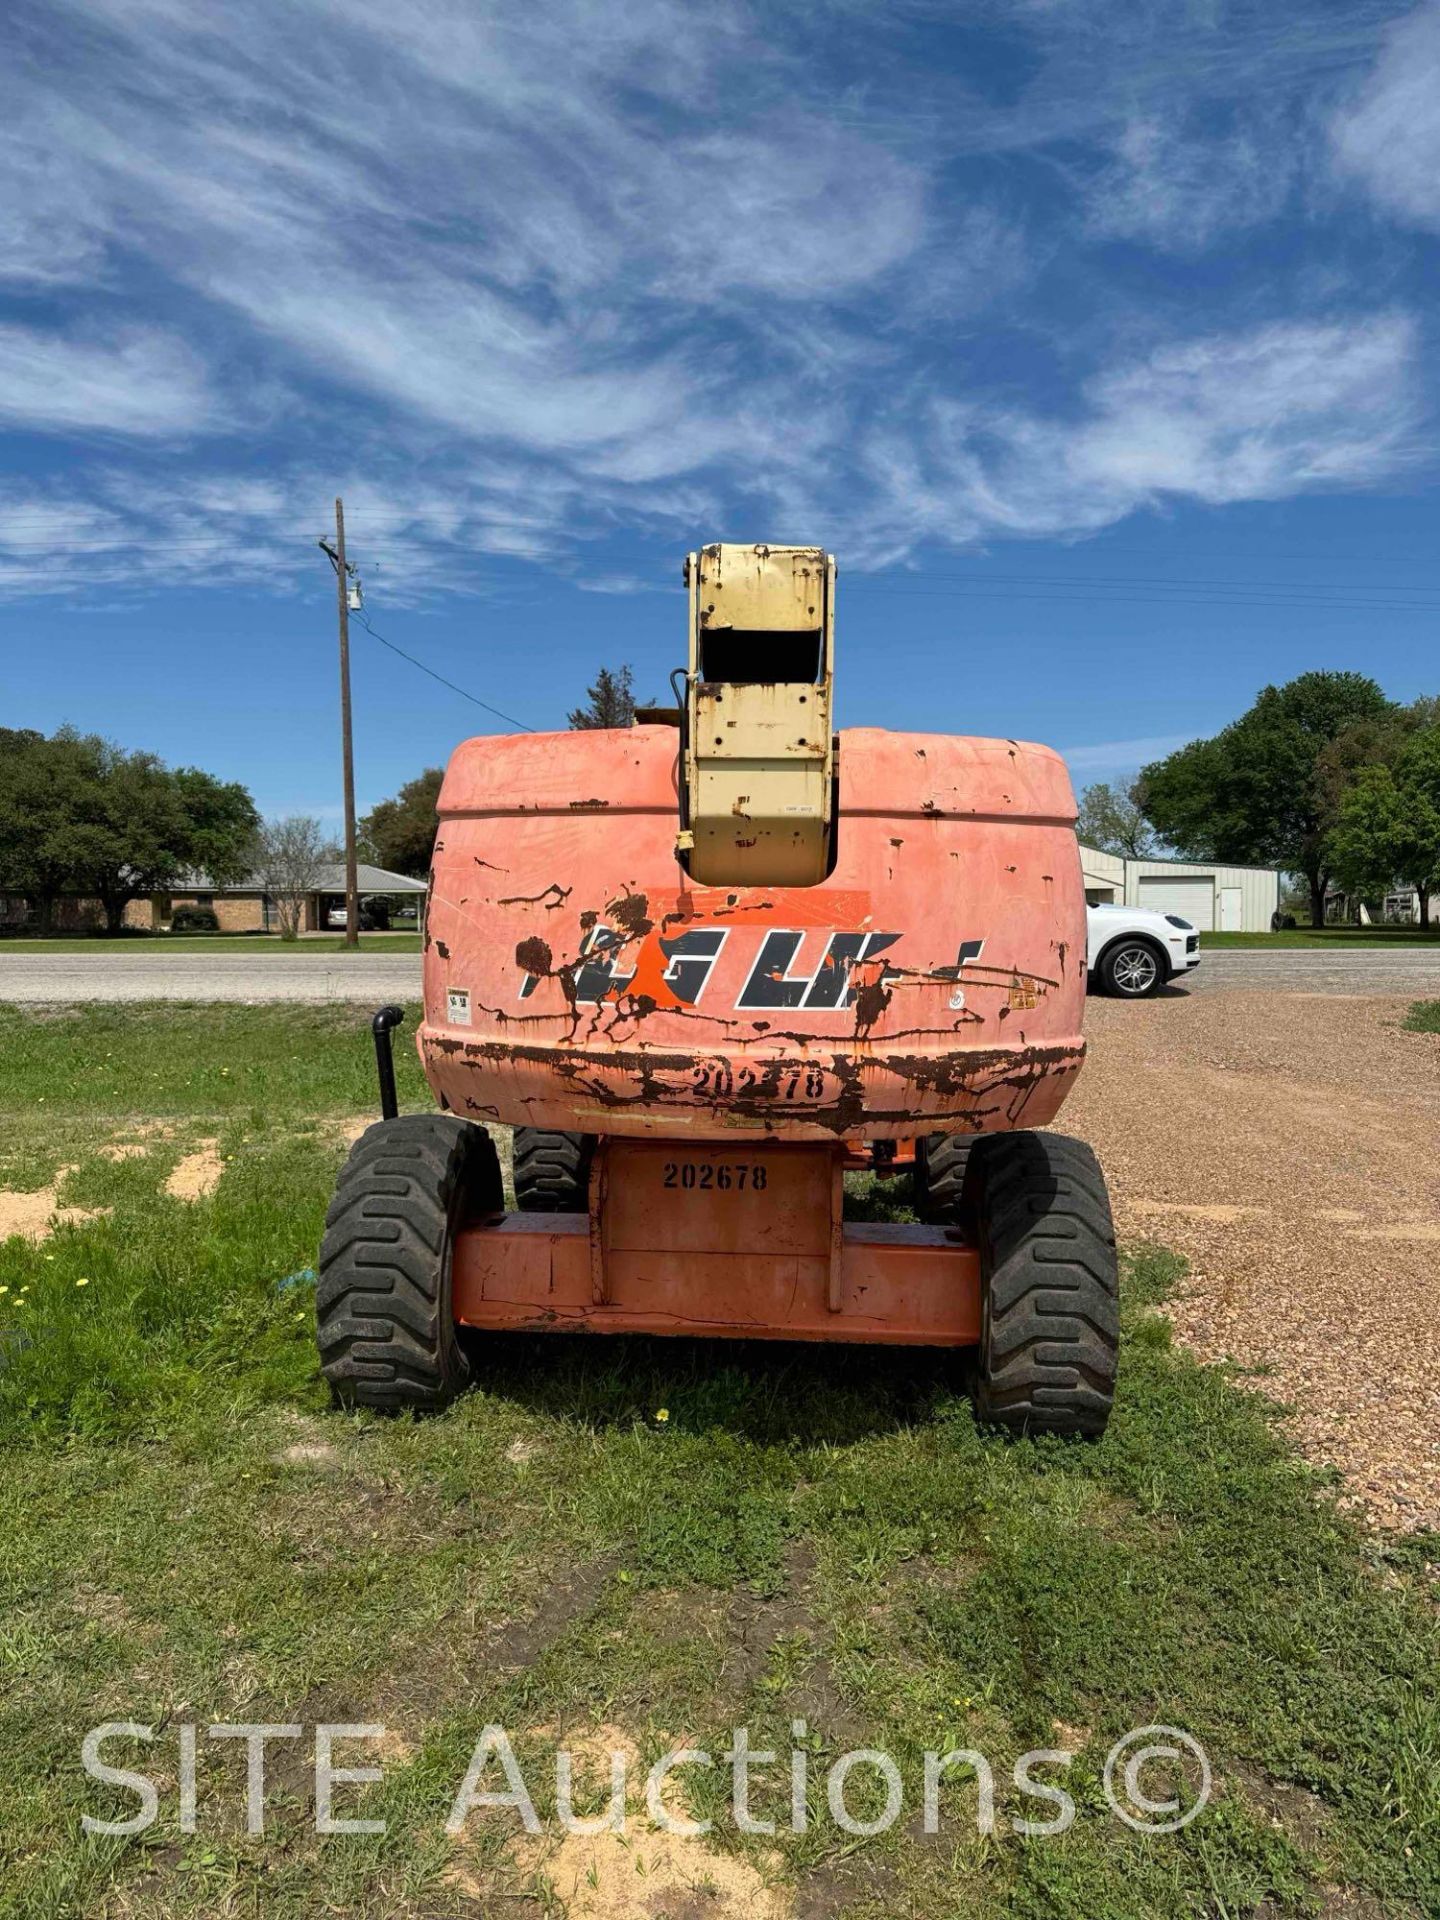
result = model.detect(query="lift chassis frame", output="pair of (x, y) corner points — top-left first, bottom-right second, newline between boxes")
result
(451, 1137), (981, 1346)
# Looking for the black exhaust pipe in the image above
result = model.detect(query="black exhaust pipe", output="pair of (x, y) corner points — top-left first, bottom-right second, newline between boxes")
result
(371, 1005), (404, 1120)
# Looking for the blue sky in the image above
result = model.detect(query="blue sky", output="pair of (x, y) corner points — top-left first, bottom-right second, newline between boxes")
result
(2, 0), (1438, 820)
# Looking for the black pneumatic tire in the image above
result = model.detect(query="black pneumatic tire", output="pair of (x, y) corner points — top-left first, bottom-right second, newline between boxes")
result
(966, 1131), (1119, 1437)
(512, 1128), (594, 1212)
(913, 1132), (974, 1226)
(316, 1114), (502, 1412)
(1097, 937), (1167, 998)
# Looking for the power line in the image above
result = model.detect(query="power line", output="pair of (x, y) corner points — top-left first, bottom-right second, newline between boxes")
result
(352, 608), (533, 731)
(845, 583), (1440, 614)
(7, 520), (1440, 616)
(854, 565), (1440, 596)
(4, 515), (1440, 581)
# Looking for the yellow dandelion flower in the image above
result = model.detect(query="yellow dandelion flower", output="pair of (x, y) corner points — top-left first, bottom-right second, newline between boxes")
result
(75, 1277), (91, 1288)
(654, 1408), (670, 1423)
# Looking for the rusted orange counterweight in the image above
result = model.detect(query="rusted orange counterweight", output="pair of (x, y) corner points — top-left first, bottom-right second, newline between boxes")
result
(421, 725), (1087, 1345)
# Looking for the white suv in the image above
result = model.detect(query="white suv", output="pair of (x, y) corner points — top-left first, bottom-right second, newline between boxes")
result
(1087, 903), (1200, 998)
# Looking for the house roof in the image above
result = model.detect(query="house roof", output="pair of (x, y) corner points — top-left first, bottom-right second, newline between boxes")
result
(177, 863), (428, 895)
(313, 863), (428, 894)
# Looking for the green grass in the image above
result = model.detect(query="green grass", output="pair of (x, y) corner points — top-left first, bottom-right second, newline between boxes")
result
(1401, 1000), (1440, 1034)
(0, 933), (421, 953)
(1201, 927), (1440, 948)
(0, 1005), (1436, 1918)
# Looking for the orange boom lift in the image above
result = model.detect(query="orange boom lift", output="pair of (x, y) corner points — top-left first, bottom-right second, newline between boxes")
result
(318, 545), (1118, 1436)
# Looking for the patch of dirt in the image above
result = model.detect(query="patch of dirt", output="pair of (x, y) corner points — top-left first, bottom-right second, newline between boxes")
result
(721, 1542), (818, 1697)
(1064, 993), (1440, 1532)
(278, 1441), (341, 1468)
(1228, 1757), (1332, 1857)
(163, 1140), (223, 1201)
(0, 1168), (106, 1242)
(70, 1585), (141, 1632)
(453, 1726), (793, 1920)
(98, 1141), (149, 1162)
(483, 1553), (623, 1672)
(1255, 1892), (1419, 1920)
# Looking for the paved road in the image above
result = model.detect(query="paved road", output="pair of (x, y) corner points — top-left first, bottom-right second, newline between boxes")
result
(3, 946), (1440, 1003)
(0, 952), (423, 1003)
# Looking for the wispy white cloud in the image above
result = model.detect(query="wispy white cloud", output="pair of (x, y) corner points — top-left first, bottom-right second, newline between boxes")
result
(1060, 734), (1191, 773)
(1331, 1), (1440, 231)
(574, 573), (673, 595)
(0, 134), (112, 287)
(828, 311), (1425, 562)
(0, 0), (1432, 602)
(1087, 110), (1297, 252)
(1062, 313), (1422, 502)
(0, 325), (215, 438)
(0, 306), (1421, 601)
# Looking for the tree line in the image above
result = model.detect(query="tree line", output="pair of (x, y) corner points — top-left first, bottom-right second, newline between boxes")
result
(0, 728), (259, 933)
(0, 670), (645, 934)
(20, 665), (1426, 937)
(1076, 672), (1440, 927)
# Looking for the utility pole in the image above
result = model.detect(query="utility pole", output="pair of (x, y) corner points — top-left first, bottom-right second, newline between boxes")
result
(319, 498), (360, 949)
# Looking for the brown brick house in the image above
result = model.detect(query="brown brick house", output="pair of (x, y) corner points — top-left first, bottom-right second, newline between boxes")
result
(2, 864), (426, 933)
(145, 863), (427, 931)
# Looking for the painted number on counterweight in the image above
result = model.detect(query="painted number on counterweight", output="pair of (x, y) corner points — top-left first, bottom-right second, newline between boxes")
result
(662, 1162), (769, 1191)
(691, 1060), (827, 1099)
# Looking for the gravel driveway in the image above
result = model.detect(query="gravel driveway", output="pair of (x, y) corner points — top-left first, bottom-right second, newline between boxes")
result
(1065, 991), (1440, 1533)
(1192, 946), (1440, 994)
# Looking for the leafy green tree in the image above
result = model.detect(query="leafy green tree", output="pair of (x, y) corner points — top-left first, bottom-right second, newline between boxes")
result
(568, 665), (636, 730)
(64, 745), (258, 932)
(1139, 671), (1393, 926)
(1074, 779), (1157, 858)
(359, 767), (444, 877)
(0, 730), (257, 933)
(1326, 741), (1440, 928)
(1313, 712), (1410, 830)
(0, 729), (105, 932)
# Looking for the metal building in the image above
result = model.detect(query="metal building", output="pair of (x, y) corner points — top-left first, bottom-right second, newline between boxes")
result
(1079, 846), (1279, 932)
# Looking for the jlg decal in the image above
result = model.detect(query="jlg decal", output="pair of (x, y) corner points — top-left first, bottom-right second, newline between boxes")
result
(733, 930), (900, 1009)
(518, 926), (987, 1012)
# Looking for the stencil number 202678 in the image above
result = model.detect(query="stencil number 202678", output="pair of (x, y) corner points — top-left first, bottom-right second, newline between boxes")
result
(691, 1060), (827, 1100)
(662, 1161), (769, 1193)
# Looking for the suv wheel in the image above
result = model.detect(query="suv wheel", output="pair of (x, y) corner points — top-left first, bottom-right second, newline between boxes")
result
(1099, 938), (1165, 998)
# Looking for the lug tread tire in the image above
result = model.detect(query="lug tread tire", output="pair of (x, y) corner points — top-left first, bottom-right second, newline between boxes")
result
(967, 1131), (1119, 1438)
(914, 1132), (974, 1226)
(513, 1129), (593, 1213)
(316, 1114), (501, 1412)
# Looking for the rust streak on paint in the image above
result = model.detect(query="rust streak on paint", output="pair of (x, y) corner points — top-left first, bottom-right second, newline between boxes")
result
(498, 882), (572, 910)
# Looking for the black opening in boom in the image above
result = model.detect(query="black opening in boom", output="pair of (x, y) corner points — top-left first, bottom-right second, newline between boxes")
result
(698, 629), (823, 684)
